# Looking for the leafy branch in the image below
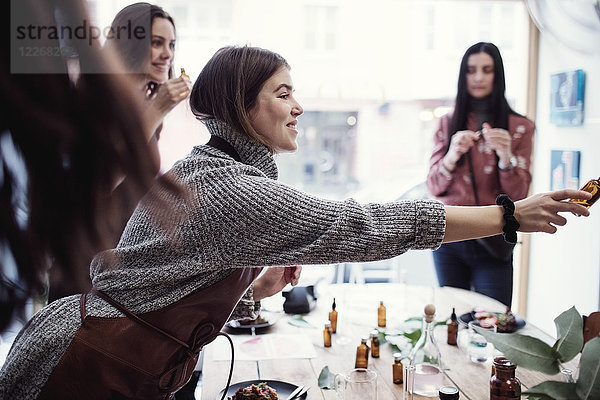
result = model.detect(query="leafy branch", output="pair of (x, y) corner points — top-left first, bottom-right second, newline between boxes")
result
(474, 307), (599, 400)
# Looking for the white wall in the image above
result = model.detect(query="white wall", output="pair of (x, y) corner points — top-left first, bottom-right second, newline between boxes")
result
(527, 35), (600, 335)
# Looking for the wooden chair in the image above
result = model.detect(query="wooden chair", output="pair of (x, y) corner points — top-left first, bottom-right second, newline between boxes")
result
(583, 311), (600, 345)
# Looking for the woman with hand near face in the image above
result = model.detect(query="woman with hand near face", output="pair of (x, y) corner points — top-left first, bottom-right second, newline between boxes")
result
(0, 45), (589, 400)
(104, 2), (192, 141)
(46, 3), (193, 303)
(426, 42), (535, 307)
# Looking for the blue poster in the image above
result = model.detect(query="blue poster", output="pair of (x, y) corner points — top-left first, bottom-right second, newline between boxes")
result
(550, 69), (585, 126)
(550, 150), (580, 190)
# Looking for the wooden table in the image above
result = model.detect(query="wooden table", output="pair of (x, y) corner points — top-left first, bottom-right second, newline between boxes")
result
(200, 284), (567, 400)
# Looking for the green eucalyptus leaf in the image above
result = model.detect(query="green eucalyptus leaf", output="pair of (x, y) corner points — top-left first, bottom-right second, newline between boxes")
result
(552, 306), (583, 362)
(403, 329), (422, 344)
(473, 327), (560, 374)
(575, 336), (600, 400)
(318, 366), (335, 389)
(288, 315), (315, 328)
(525, 381), (579, 400)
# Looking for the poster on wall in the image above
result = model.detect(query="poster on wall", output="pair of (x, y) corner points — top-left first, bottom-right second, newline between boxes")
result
(550, 150), (580, 191)
(550, 69), (585, 126)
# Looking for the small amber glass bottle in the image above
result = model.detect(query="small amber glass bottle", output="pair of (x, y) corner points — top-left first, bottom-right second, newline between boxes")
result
(323, 322), (332, 347)
(392, 352), (403, 384)
(447, 307), (458, 345)
(180, 67), (190, 80)
(571, 177), (600, 208)
(329, 298), (338, 333)
(490, 357), (521, 400)
(355, 336), (369, 368)
(377, 301), (386, 327)
(370, 330), (380, 358)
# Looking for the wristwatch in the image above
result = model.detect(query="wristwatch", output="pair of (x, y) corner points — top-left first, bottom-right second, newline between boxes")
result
(499, 156), (517, 171)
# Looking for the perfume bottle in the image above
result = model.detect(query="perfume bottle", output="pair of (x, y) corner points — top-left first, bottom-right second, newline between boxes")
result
(392, 352), (403, 384)
(180, 67), (190, 80)
(447, 307), (458, 346)
(490, 357), (521, 400)
(408, 304), (444, 397)
(571, 177), (600, 208)
(355, 336), (369, 368)
(377, 301), (386, 327)
(370, 330), (380, 358)
(329, 298), (338, 333)
(323, 321), (332, 348)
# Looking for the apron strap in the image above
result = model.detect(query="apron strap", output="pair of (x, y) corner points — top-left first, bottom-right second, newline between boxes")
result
(92, 288), (191, 350)
(216, 331), (235, 400)
(79, 293), (87, 322)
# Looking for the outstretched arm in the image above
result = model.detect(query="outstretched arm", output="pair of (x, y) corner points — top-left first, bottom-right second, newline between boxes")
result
(443, 189), (592, 243)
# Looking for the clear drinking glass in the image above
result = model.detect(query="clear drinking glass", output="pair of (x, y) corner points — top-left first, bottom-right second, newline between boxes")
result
(467, 321), (497, 363)
(334, 368), (377, 400)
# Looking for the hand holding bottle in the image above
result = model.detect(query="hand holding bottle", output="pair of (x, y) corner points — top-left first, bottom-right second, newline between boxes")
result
(481, 122), (513, 163)
(443, 130), (480, 171)
(514, 189), (592, 233)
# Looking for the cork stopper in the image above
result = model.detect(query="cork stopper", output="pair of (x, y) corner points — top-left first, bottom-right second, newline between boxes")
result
(424, 304), (436, 322)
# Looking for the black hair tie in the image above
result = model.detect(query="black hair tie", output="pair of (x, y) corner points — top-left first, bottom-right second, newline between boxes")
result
(496, 194), (520, 244)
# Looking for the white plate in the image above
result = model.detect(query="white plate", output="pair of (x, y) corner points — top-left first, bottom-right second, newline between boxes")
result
(225, 311), (281, 330)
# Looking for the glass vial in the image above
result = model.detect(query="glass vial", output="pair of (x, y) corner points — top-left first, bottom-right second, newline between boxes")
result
(323, 322), (332, 347)
(377, 301), (386, 327)
(490, 357), (521, 400)
(447, 307), (458, 346)
(355, 336), (369, 368)
(571, 177), (600, 208)
(370, 330), (380, 358)
(392, 352), (403, 384)
(439, 385), (459, 400)
(329, 298), (338, 333)
(180, 68), (190, 80)
(408, 304), (444, 397)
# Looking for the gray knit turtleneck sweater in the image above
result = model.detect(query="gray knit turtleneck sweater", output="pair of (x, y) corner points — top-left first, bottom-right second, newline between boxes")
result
(0, 119), (446, 399)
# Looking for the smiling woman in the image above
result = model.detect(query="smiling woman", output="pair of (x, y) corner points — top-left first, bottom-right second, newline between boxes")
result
(248, 68), (304, 153)
(103, 2), (192, 141)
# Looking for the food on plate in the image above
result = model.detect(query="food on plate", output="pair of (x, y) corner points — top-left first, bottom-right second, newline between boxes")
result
(229, 382), (278, 400)
(474, 307), (517, 332)
(237, 313), (269, 326)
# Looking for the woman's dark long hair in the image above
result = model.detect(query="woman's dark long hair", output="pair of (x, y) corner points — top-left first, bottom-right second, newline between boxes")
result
(1, 0), (161, 330)
(103, 2), (176, 80)
(449, 42), (518, 138)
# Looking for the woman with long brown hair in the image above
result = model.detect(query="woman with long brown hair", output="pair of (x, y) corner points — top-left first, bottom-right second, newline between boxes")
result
(1, 0), (160, 332)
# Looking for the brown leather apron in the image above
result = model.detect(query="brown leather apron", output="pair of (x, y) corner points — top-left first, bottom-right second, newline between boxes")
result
(38, 267), (262, 400)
